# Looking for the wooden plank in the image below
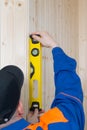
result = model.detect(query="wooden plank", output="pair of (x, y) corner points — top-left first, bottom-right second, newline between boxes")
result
(79, 0), (87, 129)
(0, 1), (1, 66)
(0, 0), (29, 118)
(13, 0), (29, 118)
(0, 0), (14, 66)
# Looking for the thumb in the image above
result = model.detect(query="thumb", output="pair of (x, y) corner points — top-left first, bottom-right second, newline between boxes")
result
(33, 109), (39, 117)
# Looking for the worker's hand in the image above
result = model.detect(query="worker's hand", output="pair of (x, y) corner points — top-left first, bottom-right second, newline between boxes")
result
(30, 32), (58, 48)
(27, 109), (39, 124)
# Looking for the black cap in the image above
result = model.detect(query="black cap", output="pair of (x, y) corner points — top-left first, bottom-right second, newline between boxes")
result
(0, 65), (24, 124)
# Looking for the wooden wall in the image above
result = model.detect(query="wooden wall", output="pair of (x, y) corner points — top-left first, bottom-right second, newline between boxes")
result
(0, 0), (87, 129)
(79, 0), (87, 130)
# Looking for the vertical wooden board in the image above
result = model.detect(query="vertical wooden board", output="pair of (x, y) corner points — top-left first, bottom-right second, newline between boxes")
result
(29, 0), (79, 111)
(0, 0), (14, 66)
(13, 0), (29, 117)
(0, 1), (1, 66)
(79, 0), (87, 129)
(0, 0), (29, 118)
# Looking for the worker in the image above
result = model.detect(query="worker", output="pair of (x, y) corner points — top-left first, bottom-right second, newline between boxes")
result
(0, 31), (85, 130)
(25, 32), (85, 130)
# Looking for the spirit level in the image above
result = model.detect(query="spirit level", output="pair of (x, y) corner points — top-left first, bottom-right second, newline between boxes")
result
(29, 35), (42, 111)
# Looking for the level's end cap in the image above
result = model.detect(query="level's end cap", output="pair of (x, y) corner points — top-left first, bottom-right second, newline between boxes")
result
(29, 34), (41, 43)
(30, 101), (42, 112)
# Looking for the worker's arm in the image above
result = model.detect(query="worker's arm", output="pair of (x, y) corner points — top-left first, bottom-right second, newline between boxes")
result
(52, 47), (83, 102)
(31, 31), (83, 102)
(27, 32), (85, 130)
(50, 46), (85, 130)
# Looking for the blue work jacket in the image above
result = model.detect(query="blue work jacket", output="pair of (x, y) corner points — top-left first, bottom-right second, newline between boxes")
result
(1, 47), (85, 130)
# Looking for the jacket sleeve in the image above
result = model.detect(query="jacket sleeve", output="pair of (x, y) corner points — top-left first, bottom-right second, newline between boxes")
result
(52, 47), (83, 102)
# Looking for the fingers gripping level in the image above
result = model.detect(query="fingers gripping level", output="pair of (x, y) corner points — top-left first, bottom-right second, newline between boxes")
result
(29, 35), (42, 111)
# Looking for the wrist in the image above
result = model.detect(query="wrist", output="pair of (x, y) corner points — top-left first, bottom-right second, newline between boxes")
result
(51, 42), (58, 49)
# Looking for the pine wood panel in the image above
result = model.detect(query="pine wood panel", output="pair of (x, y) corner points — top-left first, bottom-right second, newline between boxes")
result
(0, 0), (29, 118)
(79, 0), (87, 129)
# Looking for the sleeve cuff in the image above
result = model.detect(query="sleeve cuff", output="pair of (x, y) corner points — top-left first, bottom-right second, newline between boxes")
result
(52, 47), (64, 57)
